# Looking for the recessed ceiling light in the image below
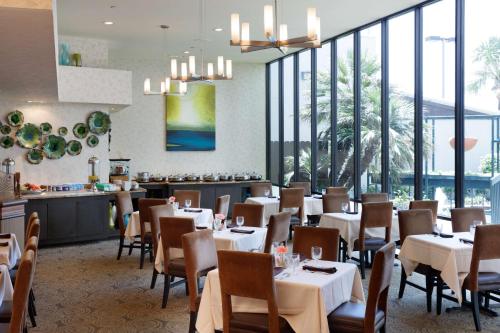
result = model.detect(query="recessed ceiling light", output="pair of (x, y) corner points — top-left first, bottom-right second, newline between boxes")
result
(184, 51), (190, 54)
(213, 27), (223, 32)
(26, 100), (43, 104)
(103, 21), (114, 25)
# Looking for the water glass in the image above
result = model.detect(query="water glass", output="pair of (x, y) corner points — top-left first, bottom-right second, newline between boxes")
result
(436, 223), (443, 234)
(342, 202), (349, 213)
(291, 253), (300, 274)
(173, 202), (179, 210)
(185, 199), (191, 209)
(264, 189), (270, 197)
(236, 216), (244, 227)
(311, 246), (322, 261)
(321, 188), (326, 195)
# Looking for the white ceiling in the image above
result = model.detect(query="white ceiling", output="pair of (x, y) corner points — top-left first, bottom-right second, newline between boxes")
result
(57, 0), (426, 63)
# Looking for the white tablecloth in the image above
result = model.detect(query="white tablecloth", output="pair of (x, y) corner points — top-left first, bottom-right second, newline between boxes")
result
(399, 232), (500, 303)
(245, 196), (324, 226)
(124, 209), (214, 242)
(0, 234), (22, 269)
(319, 211), (399, 257)
(196, 261), (365, 333)
(154, 226), (268, 273)
(0, 265), (13, 306)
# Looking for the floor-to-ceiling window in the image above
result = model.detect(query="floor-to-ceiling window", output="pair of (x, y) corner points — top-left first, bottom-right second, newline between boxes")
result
(316, 43), (332, 191)
(464, 0), (500, 223)
(298, 50), (312, 182)
(269, 61), (280, 184)
(283, 56), (295, 185)
(388, 11), (415, 209)
(422, 0), (456, 216)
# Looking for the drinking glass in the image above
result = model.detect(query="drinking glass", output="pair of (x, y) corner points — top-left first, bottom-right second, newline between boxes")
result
(436, 223), (443, 235)
(291, 253), (300, 275)
(264, 189), (270, 197)
(321, 188), (326, 195)
(173, 202), (179, 210)
(469, 224), (476, 236)
(213, 218), (221, 231)
(185, 199), (191, 209)
(311, 246), (322, 262)
(342, 202), (349, 213)
(236, 216), (244, 227)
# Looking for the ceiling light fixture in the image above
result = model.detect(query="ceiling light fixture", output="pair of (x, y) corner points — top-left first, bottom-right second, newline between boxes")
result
(103, 21), (114, 25)
(230, 0), (321, 54)
(213, 27), (223, 32)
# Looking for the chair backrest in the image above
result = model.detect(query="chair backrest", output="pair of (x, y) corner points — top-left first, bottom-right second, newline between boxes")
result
(138, 198), (168, 240)
(364, 242), (395, 333)
(322, 193), (350, 213)
(326, 186), (348, 195)
(292, 226), (339, 261)
(174, 190), (201, 208)
(26, 218), (40, 240)
(150, 204), (174, 256)
(279, 188), (304, 220)
(24, 236), (38, 253)
(398, 209), (433, 245)
(231, 203), (264, 227)
(289, 181), (311, 196)
(182, 230), (218, 312)
(250, 182), (273, 197)
(215, 195), (230, 217)
(263, 212), (291, 253)
(450, 207), (486, 233)
(218, 251), (280, 333)
(359, 202), (393, 250)
(115, 192), (134, 235)
(9, 249), (35, 333)
(468, 224), (500, 291)
(361, 193), (389, 203)
(159, 216), (195, 273)
(409, 200), (438, 224)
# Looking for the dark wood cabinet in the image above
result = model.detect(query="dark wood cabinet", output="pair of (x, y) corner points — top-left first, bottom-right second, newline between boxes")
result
(76, 196), (109, 238)
(47, 198), (77, 242)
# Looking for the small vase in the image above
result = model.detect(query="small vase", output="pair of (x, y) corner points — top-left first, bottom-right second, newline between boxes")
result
(59, 43), (71, 66)
(72, 53), (82, 67)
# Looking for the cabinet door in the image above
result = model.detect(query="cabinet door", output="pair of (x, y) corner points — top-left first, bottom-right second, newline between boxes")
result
(25, 200), (48, 241)
(47, 198), (77, 241)
(76, 196), (108, 239)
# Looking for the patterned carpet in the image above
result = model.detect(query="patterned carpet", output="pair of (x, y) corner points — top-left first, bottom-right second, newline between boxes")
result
(28, 240), (500, 333)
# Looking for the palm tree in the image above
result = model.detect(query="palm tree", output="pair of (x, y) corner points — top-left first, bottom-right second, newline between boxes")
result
(468, 37), (500, 111)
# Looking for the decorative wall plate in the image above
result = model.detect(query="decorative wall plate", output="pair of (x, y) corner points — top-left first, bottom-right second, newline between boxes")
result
(16, 123), (41, 148)
(43, 135), (66, 159)
(87, 135), (99, 147)
(73, 123), (89, 139)
(0, 136), (14, 148)
(6, 110), (24, 127)
(0, 125), (11, 135)
(66, 140), (82, 156)
(40, 122), (52, 135)
(88, 111), (111, 135)
(27, 149), (44, 164)
(58, 127), (68, 136)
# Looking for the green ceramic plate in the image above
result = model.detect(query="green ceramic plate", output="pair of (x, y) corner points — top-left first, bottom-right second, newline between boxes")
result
(16, 123), (41, 148)
(58, 127), (68, 136)
(87, 135), (99, 148)
(88, 111), (111, 135)
(43, 135), (66, 159)
(40, 122), (52, 135)
(73, 123), (89, 139)
(6, 110), (24, 127)
(0, 136), (14, 148)
(66, 140), (82, 156)
(0, 125), (11, 135)
(26, 148), (44, 164)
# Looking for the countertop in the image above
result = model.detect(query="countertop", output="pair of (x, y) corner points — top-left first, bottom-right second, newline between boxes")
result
(138, 179), (268, 186)
(21, 188), (146, 200)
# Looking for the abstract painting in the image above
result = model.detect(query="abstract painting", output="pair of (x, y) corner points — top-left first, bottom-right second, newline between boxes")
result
(166, 83), (215, 151)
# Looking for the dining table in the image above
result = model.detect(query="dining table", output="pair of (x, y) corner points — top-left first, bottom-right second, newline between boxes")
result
(0, 233), (22, 269)
(398, 231), (500, 303)
(244, 195), (324, 227)
(0, 266), (13, 307)
(196, 260), (365, 333)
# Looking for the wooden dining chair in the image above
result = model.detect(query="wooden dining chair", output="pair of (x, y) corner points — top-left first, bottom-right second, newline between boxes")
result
(231, 203), (264, 227)
(409, 200), (439, 224)
(115, 192), (141, 261)
(328, 242), (395, 333)
(289, 181), (311, 196)
(322, 193), (350, 213)
(450, 207), (486, 233)
(182, 230), (218, 333)
(279, 188), (304, 240)
(215, 195), (230, 218)
(138, 198), (168, 269)
(173, 190), (201, 208)
(361, 193), (389, 203)
(155, 216), (195, 308)
(326, 186), (348, 195)
(398, 209), (439, 313)
(217, 251), (294, 333)
(25, 212), (38, 240)
(250, 182), (273, 197)
(149, 204), (174, 260)
(446, 224), (500, 331)
(354, 202), (393, 279)
(292, 226), (339, 261)
(263, 212), (291, 253)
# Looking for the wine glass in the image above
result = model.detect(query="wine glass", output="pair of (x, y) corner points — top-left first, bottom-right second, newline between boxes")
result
(236, 216), (244, 227)
(311, 246), (322, 262)
(342, 202), (349, 213)
(264, 189), (270, 197)
(185, 199), (191, 209)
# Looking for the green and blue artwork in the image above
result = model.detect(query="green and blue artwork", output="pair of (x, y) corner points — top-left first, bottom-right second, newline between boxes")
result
(166, 83), (215, 151)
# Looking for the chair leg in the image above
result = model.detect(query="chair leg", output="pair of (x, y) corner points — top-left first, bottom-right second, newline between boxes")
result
(342, 240), (347, 263)
(471, 291), (482, 331)
(117, 235), (124, 260)
(162, 274), (171, 308)
(189, 311), (197, 333)
(149, 242), (154, 263)
(359, 250), (366, 279)
(398, 267), (407, 299)
(151, 269), (158, 289)
(380, 323), (386, 333)
(128, 242), (134, 255)
(140, 242), (146, 269)
(29, 289), (36, 316)
(436, 277), (443, 315)
(484, 292), (490, 309)
(28, 295), (36, 327)
(185, 280), (189, 296)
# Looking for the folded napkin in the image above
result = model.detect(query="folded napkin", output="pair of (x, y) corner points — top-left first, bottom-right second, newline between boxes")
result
(0, 234), (11, 239)
(313, 195), (323, 199)
(304, 194), (312, 197)
(226, 224), (237, 229)
(302, 264), (337, 274)
(460, 238), (474, 245)
(267, 196), (277, 199)
(0, 242), (9, 247)
(230, 229), (255, 234)
(439, 233), (453, 238)
(184, 208), (203, 213)
(196, 226), (208, 230)
(346, 211), (358, 215)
